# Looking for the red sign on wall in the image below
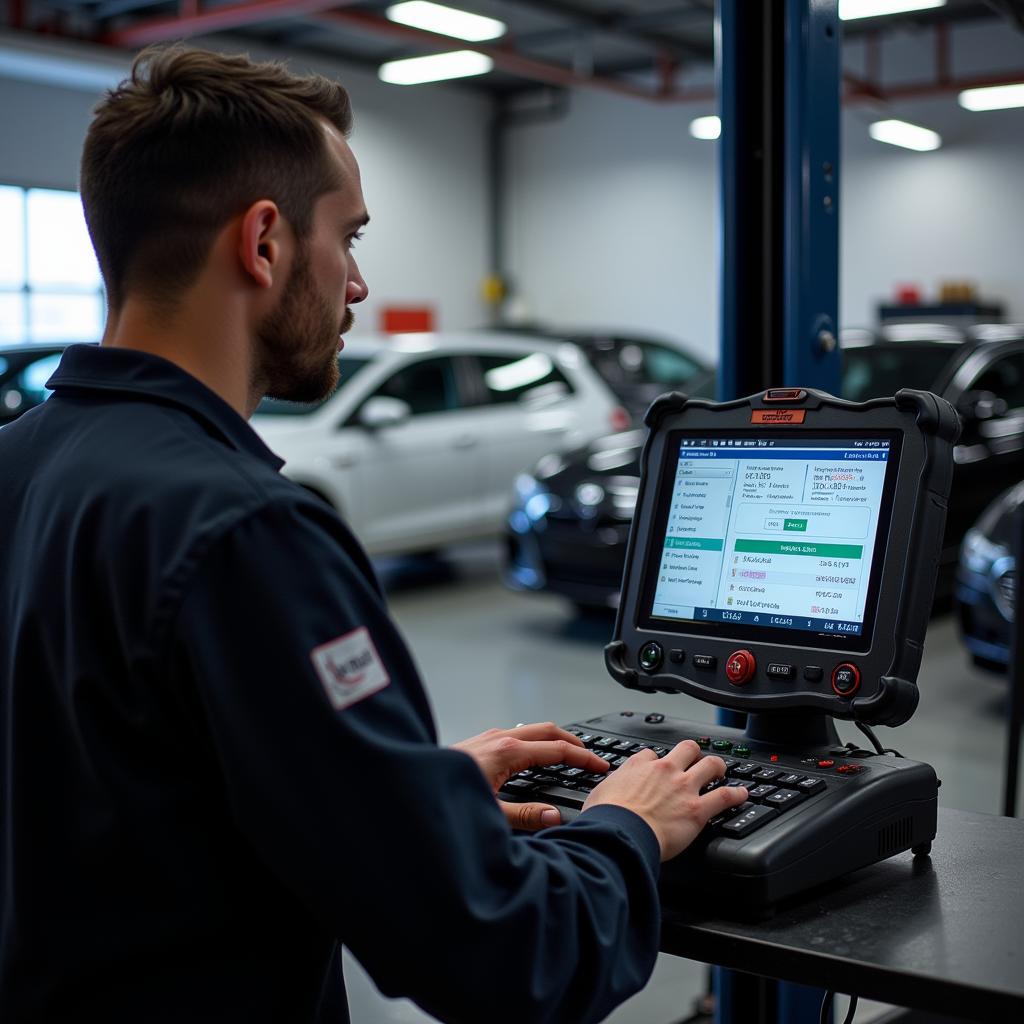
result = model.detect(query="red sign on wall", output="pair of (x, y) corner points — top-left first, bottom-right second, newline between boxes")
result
(380, 306), (435, 333)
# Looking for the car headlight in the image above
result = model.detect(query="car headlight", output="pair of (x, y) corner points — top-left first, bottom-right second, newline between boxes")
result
(513, 474), (552, 524)
(991, 556), (1016, 621)
(961, 528), (1008, 575)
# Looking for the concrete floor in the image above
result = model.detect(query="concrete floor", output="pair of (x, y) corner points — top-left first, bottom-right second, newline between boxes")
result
(342, 544), (1014, 1024)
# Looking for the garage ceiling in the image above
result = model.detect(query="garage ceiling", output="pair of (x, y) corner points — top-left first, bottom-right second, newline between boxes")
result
(4, 0), (1023, 102)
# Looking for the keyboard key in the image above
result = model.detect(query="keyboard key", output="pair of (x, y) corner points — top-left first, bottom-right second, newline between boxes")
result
(611, 756), (628, 768)
(721, 803), (779, 837)
(542, 763), (568, 772)
(776, 773), (804, 787)
(700, 779), (725, 794)
(594, 737), (619, 749)
(583, 773), (607, 785)
(731, 762), (759, 779)
(577, 734), (596, 746)
(752, 767), (781, 781)
(532, 774), (559, 785)
(725, 779), (748, 789)
(503, 779), (536, 792)
(575, 782), (595, 793)
(711, 739), (733, 752)
(560, 767), (585, 778)
(612, 741), (639, 752)
(797, 777), (827, 795)
(719, 759), (739, 772)
(747, 784), (778, 801)
(651, 746), (669, 757)
(765, 789), (805, 811)
(597, 752), (618, 763)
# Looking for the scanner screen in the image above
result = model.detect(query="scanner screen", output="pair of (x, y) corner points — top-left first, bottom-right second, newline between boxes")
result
(640, 433), (901, 652)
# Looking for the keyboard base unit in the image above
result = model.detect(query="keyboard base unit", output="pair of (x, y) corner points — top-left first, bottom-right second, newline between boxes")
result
(498, 711), (938, 910)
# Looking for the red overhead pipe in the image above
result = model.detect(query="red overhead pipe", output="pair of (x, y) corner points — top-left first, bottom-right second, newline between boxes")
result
(104, 0), (362, 48)
(844, 68), (1024, 103)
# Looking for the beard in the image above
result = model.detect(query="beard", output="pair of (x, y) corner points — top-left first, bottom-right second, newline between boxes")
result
(256, 248), (353, 404)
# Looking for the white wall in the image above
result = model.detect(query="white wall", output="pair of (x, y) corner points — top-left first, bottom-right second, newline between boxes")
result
(505, 87), (719, 355)
(505, 22), (1024, 363)
(0, 31), (492, 331)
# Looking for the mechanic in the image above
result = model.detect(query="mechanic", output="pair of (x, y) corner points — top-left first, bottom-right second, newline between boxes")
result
(0, 47), (748, 1023)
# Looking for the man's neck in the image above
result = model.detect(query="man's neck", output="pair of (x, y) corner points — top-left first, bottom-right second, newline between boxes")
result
(102, 295), (257, 418)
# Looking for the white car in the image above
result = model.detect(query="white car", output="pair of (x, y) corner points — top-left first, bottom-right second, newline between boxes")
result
(252, 332), (629, 556)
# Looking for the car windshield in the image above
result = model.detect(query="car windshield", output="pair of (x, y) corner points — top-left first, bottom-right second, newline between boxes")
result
(255, 356), (371, 415)
(842, 344), (956, 402)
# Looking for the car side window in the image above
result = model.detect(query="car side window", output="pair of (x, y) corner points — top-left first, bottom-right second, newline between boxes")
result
(967, 353), (1024, 413)
(635, 342), (701, 385)
(373, 356), (460, 416)
(477, 352), (574, 405)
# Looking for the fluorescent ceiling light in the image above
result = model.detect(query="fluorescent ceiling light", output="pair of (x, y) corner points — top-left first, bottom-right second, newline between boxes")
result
(0, 44), (125, 92)
(839, 0), (945, 19)
(868, 118), (942, 151)
(958, 83), (1024, 111)
(386, 1), (505, 41)
(689, 115), (721, 140)
(379, 50), (494, 85)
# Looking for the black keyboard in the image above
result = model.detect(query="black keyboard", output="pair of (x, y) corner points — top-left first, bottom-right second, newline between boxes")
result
(499, 711), (938, 909)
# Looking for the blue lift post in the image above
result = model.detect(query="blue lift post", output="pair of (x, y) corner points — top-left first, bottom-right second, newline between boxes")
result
(714, 1), (842, 1022)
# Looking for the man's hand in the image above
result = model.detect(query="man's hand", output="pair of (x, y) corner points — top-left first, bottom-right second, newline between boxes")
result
(452, 722), (609, 832)
(583, 740), (748, 861)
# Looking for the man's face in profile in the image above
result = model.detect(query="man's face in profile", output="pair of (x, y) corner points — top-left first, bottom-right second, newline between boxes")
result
(258, 128), (368, 403)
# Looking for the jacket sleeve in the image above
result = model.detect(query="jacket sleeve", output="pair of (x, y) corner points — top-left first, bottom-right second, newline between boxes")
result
(163, 498), (662, 1024)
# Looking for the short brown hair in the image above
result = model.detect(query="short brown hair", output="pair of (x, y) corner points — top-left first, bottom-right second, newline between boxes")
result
(80, 46), (353, 310)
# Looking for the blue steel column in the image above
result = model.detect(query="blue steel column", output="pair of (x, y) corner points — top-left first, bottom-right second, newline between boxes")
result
(783, 0), (842, 393)
(714, 2), (842, 1023)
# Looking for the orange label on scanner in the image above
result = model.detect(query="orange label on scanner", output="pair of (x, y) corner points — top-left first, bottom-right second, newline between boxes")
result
(751, 409), (806, 424)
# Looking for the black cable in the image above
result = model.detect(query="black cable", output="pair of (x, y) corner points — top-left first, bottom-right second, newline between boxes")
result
(854, 721), (884, 755)
(819, 991), (859, 1024)
(854, 721), (904, 758)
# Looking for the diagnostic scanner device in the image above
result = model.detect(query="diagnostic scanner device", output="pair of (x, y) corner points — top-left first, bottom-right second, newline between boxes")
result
(501, 388), (959, 908)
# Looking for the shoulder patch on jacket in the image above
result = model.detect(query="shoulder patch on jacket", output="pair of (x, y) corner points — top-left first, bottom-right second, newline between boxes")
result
(311, 626), (390, 710)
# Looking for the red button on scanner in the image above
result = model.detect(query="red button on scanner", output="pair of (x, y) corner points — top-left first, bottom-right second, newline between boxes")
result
(831, 662), (861, 697)
(726, 649), (756, 686)
(817, 759), (835, 769)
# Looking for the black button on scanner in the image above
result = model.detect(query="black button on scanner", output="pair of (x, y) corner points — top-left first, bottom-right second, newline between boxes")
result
(692, 654), (717, 671)
(639, 642), (663, 672)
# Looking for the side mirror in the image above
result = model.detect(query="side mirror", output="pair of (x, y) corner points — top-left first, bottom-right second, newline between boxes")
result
(956, 390), (1009, 423)
(359, 396), (412, 430)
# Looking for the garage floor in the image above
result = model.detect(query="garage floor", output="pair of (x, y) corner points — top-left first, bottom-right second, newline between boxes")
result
(342, 544), (1015, 1024)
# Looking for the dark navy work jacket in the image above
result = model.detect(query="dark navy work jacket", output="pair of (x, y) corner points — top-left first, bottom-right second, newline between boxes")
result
(0, 344), (661, 1023)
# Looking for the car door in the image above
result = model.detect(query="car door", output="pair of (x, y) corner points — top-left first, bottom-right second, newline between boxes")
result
(947, 345), (1024, 560)
(462, 350), (585, 529)
(344, 354), (484, 554)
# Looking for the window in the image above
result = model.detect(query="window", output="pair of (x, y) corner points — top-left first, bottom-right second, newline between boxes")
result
(373, 357), (460, 416)
(477, 352), (573, 405)
(967, 353), (1024, 412)
(0, 184), (104, 344)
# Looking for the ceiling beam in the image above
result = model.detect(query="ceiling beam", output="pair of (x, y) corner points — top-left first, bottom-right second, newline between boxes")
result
(103, 0), (363, 48)
(498, 0), (714, 62)
(314, 8), (714, 102)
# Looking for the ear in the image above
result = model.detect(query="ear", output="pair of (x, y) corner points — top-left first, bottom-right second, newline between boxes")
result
(238, 200), (287, 289)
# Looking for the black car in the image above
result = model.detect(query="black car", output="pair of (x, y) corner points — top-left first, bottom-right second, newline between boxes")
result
(505, 324), (1024, 611)
(561, 331), (715, 419)
(955, 483), (1021, 673)
(486, 325), (714, 421)
(0, 343), (77, 425)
